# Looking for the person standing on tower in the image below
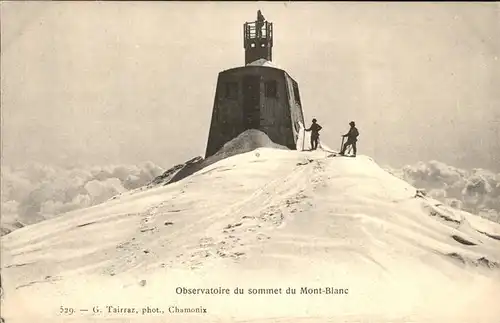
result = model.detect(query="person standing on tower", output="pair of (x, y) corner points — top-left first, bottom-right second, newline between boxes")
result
(305, 118), (322, 150)
(256, 10), (266, 38)
(340, 121), (359, 156)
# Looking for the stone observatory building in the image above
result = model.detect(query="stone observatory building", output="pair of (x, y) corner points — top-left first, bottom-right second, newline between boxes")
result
(205, 11), (306, 158)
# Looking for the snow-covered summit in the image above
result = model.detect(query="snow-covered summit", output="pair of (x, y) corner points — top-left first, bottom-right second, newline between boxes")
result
(1, 132), (500, 322)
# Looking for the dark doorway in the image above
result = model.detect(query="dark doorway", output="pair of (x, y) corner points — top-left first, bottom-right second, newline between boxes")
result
(242, 75), (261, 129)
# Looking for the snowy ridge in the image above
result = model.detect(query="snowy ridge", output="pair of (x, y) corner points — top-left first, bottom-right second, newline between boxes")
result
(149, 156), (203, 187)
(0, 220), (24, 237)
(1, 133), (500, 322)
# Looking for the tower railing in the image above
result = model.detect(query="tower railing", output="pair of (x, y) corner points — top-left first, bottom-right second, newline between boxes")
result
(243, 21), (273, 48)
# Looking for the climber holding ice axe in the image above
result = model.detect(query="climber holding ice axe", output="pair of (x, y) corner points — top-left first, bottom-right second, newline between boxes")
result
(340, 121), (359, 156)
(305, 118), (322, 150)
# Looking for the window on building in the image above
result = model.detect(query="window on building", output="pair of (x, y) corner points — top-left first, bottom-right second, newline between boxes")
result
(224, 82), (238, 99)
(265, 80), (277, 98)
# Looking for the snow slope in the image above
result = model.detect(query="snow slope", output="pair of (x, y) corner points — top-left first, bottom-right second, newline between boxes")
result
(1, 133), (500, 323)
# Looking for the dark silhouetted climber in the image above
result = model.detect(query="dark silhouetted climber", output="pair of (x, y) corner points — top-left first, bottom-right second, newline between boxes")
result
(256, 10), (265, 39)
(306, 118), (322, 150)
(340, 121), (359, 156)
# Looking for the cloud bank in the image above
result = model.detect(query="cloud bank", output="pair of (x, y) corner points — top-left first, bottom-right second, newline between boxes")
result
(2, 159), (499, 236)
(386, 160), (500, 224)
(1, 162), (165, 235)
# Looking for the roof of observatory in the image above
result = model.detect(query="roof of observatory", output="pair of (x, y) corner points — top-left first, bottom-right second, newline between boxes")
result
(246, 58), (282, 69)
(220, 59), (292, 77)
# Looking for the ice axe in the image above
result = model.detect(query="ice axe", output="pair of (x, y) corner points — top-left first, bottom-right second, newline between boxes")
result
(340, 136), (354, 155)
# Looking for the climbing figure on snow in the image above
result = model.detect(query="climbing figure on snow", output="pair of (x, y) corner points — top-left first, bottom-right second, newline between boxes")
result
(305, 118), (322, 151)
(340, 121), (359, 156)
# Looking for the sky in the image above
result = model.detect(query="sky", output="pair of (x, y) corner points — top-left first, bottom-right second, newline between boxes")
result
(1, 2), (499, 171)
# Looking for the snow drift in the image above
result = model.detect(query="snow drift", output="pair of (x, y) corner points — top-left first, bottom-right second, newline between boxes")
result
(1, 132), (500, 323)
(150, 129), (288, 187)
